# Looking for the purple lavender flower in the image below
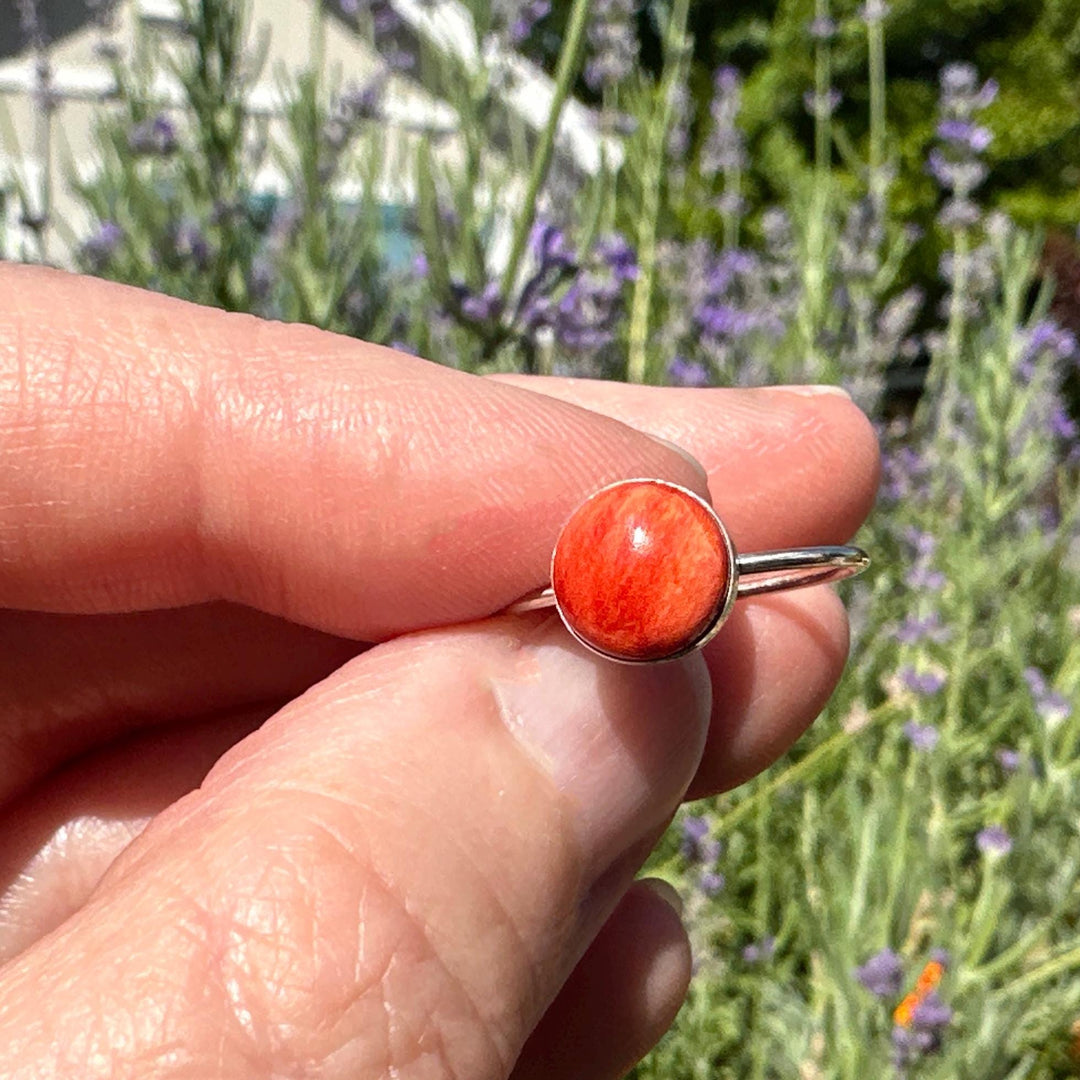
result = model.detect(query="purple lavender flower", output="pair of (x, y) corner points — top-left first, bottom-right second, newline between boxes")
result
(742, 936), (776, 964)
(340, 74), (387, 122)
(903, 722), (940, 751)
(681, 815), (708, 848)
(927, 151), (988, 194)
(680, 816), (721, 864)
(881, 447), (932, 503)
(937, 198), (981, 229)
(81, 220), (123, 269)
(893, 991), (953, 1066)
(508, 0), (551, 45)
(515, 226), (625, 356)
(584, 0), (638, 91)
(701, 67), (747, 177)
(1038, 688), (1072, 725)
(900, 667), (946, 695)
(371, 1), (401, 37)
(1023, 667), (1049, 696)
(895, 611), (950, 645)
(937, 119), (993, 153)
(595, 233), (638, 282)
(995, 747), (1022, 772)
(530, 220), (576, 272)
(913, 991), (953, 1030)
(699, 871), (725, 896)
(667, 81), (692, 159)
(905, 565), (947, 590)
(128, 113), (177, 156)
(382, 46), (415, 72)
(859, 0), (890, 23)
(902, 524), (937, 555)
(1019, 320), (1078, 379)
(1024, 667), (1072, 725)
(667, 356), (711, 387)
(693, 249), (783, 345)
(854, 947), (903, 998)
(804, 89), (842, 117)
(173, 219), (210, 269)
(931, 63), (996, 230)
(715, 191), (747, 219)
(551, 280), (619, 351)
(460, 281), (504, 322)
(697, 303), (754, 339)
(1049, 403), (1079, 440)
(249, 257), (275, 302)
(976, 825), (1012, 855)
(940, 63), (998, 108)
(808, 14), (837, 40)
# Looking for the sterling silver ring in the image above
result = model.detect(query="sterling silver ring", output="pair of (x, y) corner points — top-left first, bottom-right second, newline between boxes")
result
(504, 478), (869, 664)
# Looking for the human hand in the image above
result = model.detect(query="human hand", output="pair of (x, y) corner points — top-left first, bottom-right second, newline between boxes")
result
(0, 265), (878, 1078)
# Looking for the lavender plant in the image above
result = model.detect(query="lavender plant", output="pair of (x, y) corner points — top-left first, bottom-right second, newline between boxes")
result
(12, 0), (1080, 1075)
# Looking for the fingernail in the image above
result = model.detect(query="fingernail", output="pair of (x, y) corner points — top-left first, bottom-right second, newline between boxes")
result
(638, 877), (684, 918)
(777, 383), (851, 399)
(492, 619), (711, 874)
(646, 435), (709, 487)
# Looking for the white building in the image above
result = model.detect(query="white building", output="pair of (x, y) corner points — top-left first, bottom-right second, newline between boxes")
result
(0, 0), (616, 265)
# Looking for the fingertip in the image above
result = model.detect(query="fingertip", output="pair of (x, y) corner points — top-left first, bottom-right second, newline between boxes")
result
(713, 387), (881, 547)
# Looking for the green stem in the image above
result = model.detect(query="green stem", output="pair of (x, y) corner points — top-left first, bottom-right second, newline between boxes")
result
(881, 754), (917, 932)
(989, 939), (1080, 1002)
(308, 0), (325, 75)
(866, 13), (887, 211)
(498, 0), (590, 298)
(749, 798), (772, 1080)
(932, 224), (969, 439)
(626, 0), (691, 383)
(813, 0), (832, 189)
(715, 705), (894, 836)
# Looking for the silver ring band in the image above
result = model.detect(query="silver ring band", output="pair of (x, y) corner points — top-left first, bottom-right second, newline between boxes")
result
(733, 545), (870, 597)
(506, 544), (868, 615)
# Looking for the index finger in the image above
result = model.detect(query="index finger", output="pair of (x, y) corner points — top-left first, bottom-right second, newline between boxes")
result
(0, 266), (704, 637)
(0, 266), (876, 644)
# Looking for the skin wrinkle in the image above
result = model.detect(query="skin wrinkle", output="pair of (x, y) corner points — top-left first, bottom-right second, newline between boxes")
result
(178, 787), (509, 1079)
(0, 282), (206, 611)
(252, 708), (570, 1063)
(0, 604), (342, 814)
(330, 840), (511, 1080)
(207, 641), (573, 1075)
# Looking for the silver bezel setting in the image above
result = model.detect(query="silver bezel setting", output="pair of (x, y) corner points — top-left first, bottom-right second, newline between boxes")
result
(549, 477), (739, 665)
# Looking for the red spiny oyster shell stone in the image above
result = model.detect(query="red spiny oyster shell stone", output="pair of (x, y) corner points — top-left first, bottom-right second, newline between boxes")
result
(552, 480), (731, 661)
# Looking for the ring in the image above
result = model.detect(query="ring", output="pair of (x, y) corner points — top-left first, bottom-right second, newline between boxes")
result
(505, 478), (869, 663)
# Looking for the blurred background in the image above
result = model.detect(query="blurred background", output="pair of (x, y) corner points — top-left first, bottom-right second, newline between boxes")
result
(3, 1), (1080, 1076)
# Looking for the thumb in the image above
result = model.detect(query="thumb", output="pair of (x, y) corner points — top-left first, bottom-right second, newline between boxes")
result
(0, 616), (710, 1079)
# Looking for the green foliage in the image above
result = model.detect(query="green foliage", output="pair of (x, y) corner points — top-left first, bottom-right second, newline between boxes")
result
(693, 0), (1080, 232)
(639, 219), (1080, 1077)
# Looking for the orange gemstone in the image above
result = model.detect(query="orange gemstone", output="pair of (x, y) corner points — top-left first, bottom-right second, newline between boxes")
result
(552, 480), (732, 662)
